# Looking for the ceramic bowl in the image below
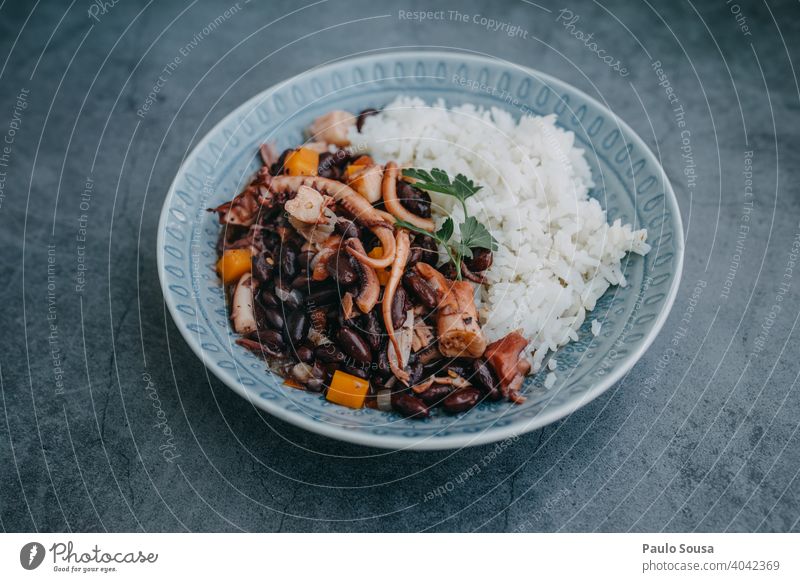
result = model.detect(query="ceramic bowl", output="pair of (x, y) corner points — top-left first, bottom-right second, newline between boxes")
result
(157, 51), (684, 450)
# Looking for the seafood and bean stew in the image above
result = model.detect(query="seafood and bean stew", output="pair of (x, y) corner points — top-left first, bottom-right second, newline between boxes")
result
(209, 108), (531, 419)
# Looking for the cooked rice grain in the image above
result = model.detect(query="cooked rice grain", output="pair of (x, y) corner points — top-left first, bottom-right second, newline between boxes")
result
(350, 97), (649, 372)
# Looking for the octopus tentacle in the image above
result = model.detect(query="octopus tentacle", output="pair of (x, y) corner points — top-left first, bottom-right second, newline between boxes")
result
(345, 224), (397, 270)
(268, 175), (396, 268)
(374, 208), (397, 225)
(343, 238), (380, 313)
(382, 229), (411, 384)
(382, 162), (435, 232)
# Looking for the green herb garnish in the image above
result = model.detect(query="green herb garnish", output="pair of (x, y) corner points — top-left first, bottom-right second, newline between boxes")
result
(398, 168), (498, 280)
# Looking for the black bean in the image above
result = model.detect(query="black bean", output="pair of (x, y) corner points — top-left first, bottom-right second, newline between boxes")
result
(438, 262), (458, 280)
(445, 360), (471, 379)
(336, 327), (372, 364)
(297, 249), (315, 268)
(307, 287), (338, 307)
(260, 231), (280, 251)
(275, 283), (302, 310)
(291, 275), (313, 290)
(404, 285), (414, 312)
(442, 388), (481, 414)
(419, 384), (453, 406)
(464, 248), (493, 273)
(260, 288), (278, 308)
(280, 246), (298, 279)
(326, 252), (359, 286)
(314, 344), (346, 364)
(254, 302), (269, 332)
(397, 180), (431, 218)
(403, 271), (438, 309)
(334, 217), (361, 239)
(417, 346), (442, 365)
(363, 310), (384, 353)
(262, 308), (284, 330)
(343, 364), (370, 379)
(271, 148), (293, 175)
(319, 149), (352, 180)
(252, 254), (274, 283)
(248, 329), (285, 353)
(415, 235), (439, 266)
(332, 148), (354, 167)
(309, 308), (327, 335)
(423, 359), (449, 378)
(283, 310), (309, 346)
(296, 345), (314, 363)
(485, 386), (502, 402)
(293, 250), (310, 267)
(356, 108), (380, 132)
(422, 358), (469, 379)
(392, 286), (408, 329)
(470, 358), (497, 394)
(370, 374), (392, 391)
(407, 246), (422, 266)
(408, 357), (424, 386)
(393, 394), (429, 419)
(317, 152), (340, 180)
(375, 348), (392, 377)
(336, 309), (360, 330)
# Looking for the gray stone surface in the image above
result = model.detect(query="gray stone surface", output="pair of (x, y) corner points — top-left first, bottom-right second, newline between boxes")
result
(0, 0), (798, 532)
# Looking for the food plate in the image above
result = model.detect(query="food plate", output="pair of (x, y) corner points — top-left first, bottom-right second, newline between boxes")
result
(157, 50), (684, 450)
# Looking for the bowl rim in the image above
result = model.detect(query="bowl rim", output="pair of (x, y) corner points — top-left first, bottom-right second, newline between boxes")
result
(157, 49), (685, 451)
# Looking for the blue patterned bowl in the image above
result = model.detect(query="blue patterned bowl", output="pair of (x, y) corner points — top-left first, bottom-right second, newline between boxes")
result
(157, 51), (683, 450)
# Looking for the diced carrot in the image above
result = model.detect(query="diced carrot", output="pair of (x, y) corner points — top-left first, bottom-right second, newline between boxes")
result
(284, 147), (319, 176)
(377, 269), (390, 286)
(216, 249), (252, 284)
(367, 246), (383, 259)
(344, 156), (376, 176)
(326, 370), (369, 409)
(353, 155), (374, 166)
(283, 378), (303, 389)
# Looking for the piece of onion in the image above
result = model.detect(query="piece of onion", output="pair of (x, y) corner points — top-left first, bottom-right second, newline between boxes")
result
(376, 390), (393, 412)
(291, 363), (315, 384)
(387, 309), (414, 378)
(275, 285), (302, 306)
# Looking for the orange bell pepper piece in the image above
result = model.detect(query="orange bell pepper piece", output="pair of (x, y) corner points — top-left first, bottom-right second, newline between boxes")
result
(326, 370), (369, 409)
(285, 147), (319, 176)
(216, 249), (252, 284)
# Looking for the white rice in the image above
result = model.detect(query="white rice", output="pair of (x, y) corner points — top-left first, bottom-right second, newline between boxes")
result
(350, 97), (650, 372)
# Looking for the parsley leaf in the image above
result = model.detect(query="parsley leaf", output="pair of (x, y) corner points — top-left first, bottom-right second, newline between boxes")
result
(394, 219), (431, 238)
(396, 169), (495, 281)
(395, 217), (461, 278)
(458, 216), (498, 254)
(436, 217), (454, 242)
(402, 168), (482, 206)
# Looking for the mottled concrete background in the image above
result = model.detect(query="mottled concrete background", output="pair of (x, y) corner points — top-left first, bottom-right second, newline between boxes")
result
(0, 0), (798, 532)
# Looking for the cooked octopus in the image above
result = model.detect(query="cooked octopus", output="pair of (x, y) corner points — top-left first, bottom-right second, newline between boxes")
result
(268, 175), (396, 270)
(210, 107), (532, 419)
(382, 162), (435, 232)
(382, 229), (411, 384)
